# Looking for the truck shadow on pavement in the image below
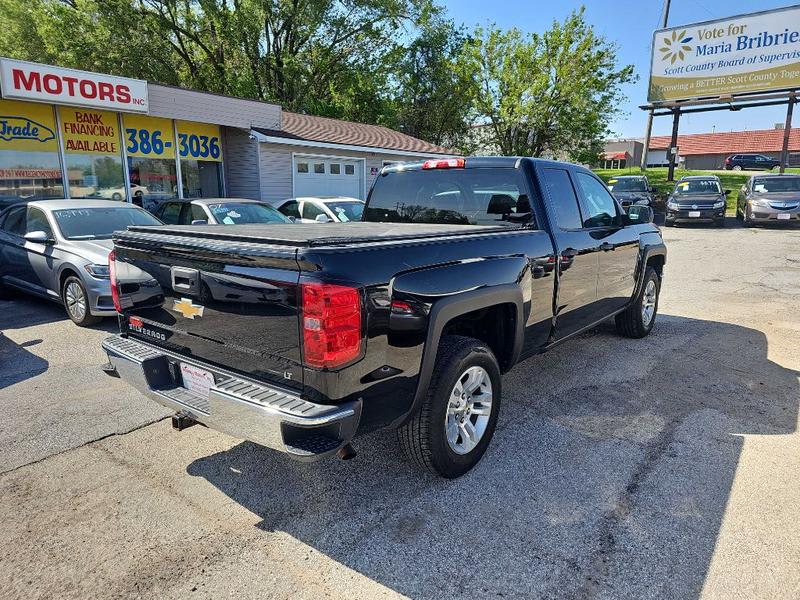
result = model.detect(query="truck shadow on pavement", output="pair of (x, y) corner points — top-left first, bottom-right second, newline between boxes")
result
(0, 296), (118, 389)
(186, 315), (798, 599)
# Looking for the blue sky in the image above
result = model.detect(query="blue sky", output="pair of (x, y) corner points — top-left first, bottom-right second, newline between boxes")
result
(439, 0), (796, 138)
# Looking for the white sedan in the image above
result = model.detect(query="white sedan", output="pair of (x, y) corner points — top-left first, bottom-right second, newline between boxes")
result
(274, 196), (365, 223)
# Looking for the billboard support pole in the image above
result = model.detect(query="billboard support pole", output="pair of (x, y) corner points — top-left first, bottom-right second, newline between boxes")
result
(640, 0), (671, 172)
(667, 108), (680, 182)
(780, 92), (795, 175)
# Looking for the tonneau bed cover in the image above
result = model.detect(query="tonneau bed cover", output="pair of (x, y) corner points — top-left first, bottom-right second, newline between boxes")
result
(121, 222), (514, 247)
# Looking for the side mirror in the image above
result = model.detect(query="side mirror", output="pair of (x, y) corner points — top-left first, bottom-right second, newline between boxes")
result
(190, 219), (208, 225)
(24, 230), (53, 244)
(649, 186), (656, 193)
(723, 189), (731, 195)
(315, 214), (332, 223)
(626, 205), (654, 224)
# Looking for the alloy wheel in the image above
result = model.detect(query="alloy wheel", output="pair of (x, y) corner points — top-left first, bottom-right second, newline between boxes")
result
(65, 281), (87, 321)
(445, 366), (493, 455)
(641, 279), (657, 327)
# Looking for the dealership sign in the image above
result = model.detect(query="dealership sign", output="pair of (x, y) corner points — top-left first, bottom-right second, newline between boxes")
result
(0, 58), (148, 113)
(649, 6), (800, 103)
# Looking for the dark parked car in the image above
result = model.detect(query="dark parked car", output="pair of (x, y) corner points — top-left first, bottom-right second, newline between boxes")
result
(737, 174), (800, 226)
(606, 175), (655, 208)
(665, 176), (728, 227)
(0, 199), (163, 325)
(154, 198), (292, 226)
(724, 154), (781, 171)
(102, 157), (666, 478)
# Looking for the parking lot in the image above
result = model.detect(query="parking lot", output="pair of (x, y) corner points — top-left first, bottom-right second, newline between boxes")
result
(1, 219), (799, 600)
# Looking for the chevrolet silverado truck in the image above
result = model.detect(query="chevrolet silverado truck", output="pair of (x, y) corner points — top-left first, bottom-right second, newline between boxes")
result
(102, 157), (666, 478)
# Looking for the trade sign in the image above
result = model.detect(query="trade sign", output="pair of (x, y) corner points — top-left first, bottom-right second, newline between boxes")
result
(0, 98), (58, 152)
(649, 6), (800, 103)
(0, 58), (148, 113)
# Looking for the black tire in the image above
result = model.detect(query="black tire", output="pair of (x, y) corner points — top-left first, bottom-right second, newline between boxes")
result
(743, 206), (755, 227)
(615, 266), (660, 339)
(398, 335), (502, 479)
(62, 275), (101, 326)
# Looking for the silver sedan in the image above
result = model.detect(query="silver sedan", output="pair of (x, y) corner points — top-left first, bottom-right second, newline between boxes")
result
(0, 199), (162, 326)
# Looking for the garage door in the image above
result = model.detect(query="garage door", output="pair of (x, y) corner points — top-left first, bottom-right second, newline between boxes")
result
(294, 156), (363, 199)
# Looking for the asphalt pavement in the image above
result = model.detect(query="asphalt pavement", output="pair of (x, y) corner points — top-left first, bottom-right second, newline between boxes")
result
(1, 218), (798, 599)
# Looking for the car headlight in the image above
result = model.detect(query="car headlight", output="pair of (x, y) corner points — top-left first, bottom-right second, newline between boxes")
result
(667, 200), (679, 210)
(84, 264), (110, 278)
(750, 198), (769, 207)
(713, 200), (725, 209)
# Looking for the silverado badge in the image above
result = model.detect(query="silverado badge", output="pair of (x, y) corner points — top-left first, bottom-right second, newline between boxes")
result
(173, 297), (204, 319)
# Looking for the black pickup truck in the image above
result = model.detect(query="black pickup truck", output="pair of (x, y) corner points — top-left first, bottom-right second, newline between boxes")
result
(102, 157), (665, 478)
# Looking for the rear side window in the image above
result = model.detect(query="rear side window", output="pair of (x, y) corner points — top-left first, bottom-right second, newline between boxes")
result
(541, 168), (582, 229)
(279, 201), (300, 218)
(159, 203), (183, 225)
(574, 173), (618, 228)
(365, 168), (532, 226)
(1, 206), (27, 236)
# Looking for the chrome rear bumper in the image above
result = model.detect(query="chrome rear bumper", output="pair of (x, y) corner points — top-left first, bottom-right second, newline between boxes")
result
(102, 335), (361, 461)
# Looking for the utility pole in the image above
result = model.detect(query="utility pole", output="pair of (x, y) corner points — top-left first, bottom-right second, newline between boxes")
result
(640, 0), (671, 172)
(780, 91), (795, 174)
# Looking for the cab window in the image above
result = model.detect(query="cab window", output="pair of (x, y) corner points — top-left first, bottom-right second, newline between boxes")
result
(574, 173), (618, 228)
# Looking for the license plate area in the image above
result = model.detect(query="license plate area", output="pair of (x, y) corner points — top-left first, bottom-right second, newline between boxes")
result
(688, 211), (701, 218)
(777, 213), (791, 220)
(180, 362), (215, 397)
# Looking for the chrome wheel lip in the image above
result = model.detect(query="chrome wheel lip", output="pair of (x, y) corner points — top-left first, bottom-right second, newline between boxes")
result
(65, 281), (87, 321)
(641, 279), (657, 327)
(445, 365), (493, 455)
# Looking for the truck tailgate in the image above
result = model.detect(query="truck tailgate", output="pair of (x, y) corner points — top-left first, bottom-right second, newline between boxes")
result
(111, 229), (303, 390)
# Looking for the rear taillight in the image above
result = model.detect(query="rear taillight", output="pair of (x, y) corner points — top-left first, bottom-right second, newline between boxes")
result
(422, 158), (465, 170)
(108, 250), (121, 313)
(301, 282), (362, 369)
(725, 157), (731, 164)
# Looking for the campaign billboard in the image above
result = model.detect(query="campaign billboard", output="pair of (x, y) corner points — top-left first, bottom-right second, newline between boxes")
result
(649, 6), (800, 103)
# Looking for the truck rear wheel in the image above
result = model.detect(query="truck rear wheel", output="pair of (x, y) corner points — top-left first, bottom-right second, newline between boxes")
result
(615, 266), (660, 339)
(398, 335), (501, 479)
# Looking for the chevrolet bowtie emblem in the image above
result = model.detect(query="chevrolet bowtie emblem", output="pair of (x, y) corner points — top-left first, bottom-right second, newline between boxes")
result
(173, 297), (204, 319)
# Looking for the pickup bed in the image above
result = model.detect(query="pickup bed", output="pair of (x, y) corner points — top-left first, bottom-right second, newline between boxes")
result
(103, 157), (666, 478)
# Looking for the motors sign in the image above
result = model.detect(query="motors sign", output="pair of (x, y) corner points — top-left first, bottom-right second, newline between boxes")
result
(0, 58), (148, 113)
(649, 6), (800, 103)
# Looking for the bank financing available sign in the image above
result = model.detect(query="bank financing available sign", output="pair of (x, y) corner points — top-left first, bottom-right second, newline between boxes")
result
(649, 6), (800, 103)
(0, 58), (148, 113)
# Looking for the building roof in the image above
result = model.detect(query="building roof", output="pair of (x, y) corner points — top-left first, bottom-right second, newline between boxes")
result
(650, 128), (800, 156)
(254, 111), (451, 155)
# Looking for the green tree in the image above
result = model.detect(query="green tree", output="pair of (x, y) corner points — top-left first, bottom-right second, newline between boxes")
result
(391, 16), (474, 147)
(457, 9), (635, 162)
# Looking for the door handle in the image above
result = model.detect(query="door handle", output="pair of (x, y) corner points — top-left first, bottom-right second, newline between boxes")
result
(600, 242), (614, 252)
(171, 266), (200, 294)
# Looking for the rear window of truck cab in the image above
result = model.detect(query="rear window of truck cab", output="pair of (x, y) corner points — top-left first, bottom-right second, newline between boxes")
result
(365, 168), (532, 226)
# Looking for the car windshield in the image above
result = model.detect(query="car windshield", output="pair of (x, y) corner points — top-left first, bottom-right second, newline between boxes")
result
(326, 201), (363, 222)
(607, 178), (647, 192)
(365, 168), (529, 226)
(53, 207), (162, 240)
(752, 177), (800, 193)
(674, 180), (721, 195)
(208, 202), (290, 224)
